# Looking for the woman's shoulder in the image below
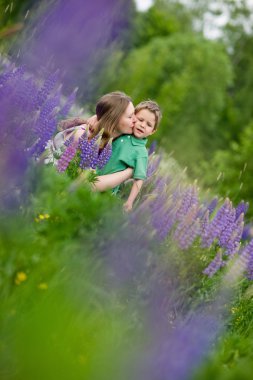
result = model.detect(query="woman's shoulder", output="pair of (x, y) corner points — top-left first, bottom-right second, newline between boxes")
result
(53, 124), (88, 149)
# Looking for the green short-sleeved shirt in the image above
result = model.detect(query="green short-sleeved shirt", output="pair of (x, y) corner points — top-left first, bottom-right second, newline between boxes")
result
(98, 134), (148, 180)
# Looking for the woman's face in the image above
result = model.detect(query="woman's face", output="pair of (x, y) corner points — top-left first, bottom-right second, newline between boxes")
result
(114, 102), (136, 137)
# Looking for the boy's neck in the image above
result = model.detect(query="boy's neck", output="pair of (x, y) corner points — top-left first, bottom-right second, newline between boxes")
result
(132, 133), (147, 140)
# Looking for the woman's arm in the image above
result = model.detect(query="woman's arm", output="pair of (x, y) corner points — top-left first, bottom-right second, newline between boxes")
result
(58, 117), (87, 131)
(123, 179), (143, 212)
(69, 168), (133, 192)
(93, 168), (133, 191)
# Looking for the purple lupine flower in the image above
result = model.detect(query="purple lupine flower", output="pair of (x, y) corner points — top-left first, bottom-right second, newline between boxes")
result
(197, 198), (217, 219)
(153, 175), (167, 193)
(174, 204), (199, 240)
(151, 191), (179, 241)
(79, 135), (99, 170)
(0, 65), (15, 86)
(235, 200), (249, 220)
(203, 250), (225, 277)
(179, 219), (201, 249)
(34, 71), (59, 109)
(175, 206), (201, 250)
(79, 134), (92, 169)
(57, 142), (78, 172)
(64, 135), (74, 147)
(79, 131), (112, 169)
(0, 62), (72, 159)
(200, 210), (210, 237)
(147, 153), (161, 178)
(201, 199), (232, 248)
(150, 193), (169, 240)
(176, 185), (199, 222)
(223, 213), (244, 256)
(148, 140), (157, 155)
(219, 207), (236, 247)
(242, 223), (253, 241)
(140, 312), (221, 380)
(237, 239), (253, 280)
(0, 64), (25, 86)
(59, 88), (77, 118)
(87, 136), (101, 170)
(16, 77), (39, 113)
(155, 206), (177, 241)
(206, 197), (218, 215)
(97, 140), (112, 169)
(32, 93), (61, 156)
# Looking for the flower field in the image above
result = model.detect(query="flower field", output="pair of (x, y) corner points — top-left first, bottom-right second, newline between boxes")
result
(1, 59), (253, 380)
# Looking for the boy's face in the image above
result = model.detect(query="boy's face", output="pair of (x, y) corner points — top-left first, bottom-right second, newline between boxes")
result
(133, 109), (156, 139)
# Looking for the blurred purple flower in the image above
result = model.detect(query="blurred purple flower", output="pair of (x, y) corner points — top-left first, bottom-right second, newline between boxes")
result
(138, 313), (221, 380)
(0, 60), (76, 208)
(148, 140), (157, 156)
(147, 153), (161, 178)
(201, 199), (232, 248)
(19, 0), (133, 97)
(57, 143), (78, 172)
(239, 239), (253, 280)
(235, 200), (249, 220)
(242, 223), (253, 241)
(176, 185), (199, 222)
(203, 250), (226, 277)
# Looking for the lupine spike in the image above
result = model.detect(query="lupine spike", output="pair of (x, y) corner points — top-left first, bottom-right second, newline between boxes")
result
(59, 87), (78, 118)
(203, 250), (225, 277)
(235, 201), (249, 219)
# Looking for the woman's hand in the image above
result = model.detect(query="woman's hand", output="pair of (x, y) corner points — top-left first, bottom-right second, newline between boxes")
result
(58, 117), (87, 131)
(86, 114), (98, 134)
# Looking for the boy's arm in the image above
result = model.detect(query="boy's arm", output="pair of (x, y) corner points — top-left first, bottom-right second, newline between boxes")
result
(123, 179), (143, 212)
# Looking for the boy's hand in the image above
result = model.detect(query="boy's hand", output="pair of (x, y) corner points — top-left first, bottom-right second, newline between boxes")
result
(123, 201), (133, 213)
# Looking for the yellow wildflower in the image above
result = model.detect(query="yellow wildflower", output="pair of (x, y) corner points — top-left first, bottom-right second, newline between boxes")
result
(15, 272), (27, 285)
(38, 282), (48, 290)
(35, 213), (50, 222)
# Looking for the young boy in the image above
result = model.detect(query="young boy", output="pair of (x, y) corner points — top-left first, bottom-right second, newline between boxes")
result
(97, 100), (162, 211)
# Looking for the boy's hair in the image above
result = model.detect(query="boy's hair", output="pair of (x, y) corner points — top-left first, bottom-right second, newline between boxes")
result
(135, 100), (162, 130)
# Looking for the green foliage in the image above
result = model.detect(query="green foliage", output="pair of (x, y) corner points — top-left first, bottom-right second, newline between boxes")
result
(194, 279), (253, 380)
(132, 0), (192, 48)
(0, 0), (34, 27)
(0, 164), (142, 378)
(197, 121), (253, 217)
(100, 33), (232, 167)
(0, 157), (252, 379)
(65, 150), (82, 179)
(228, 35), (253, 135)
(0, 165), (122, 298)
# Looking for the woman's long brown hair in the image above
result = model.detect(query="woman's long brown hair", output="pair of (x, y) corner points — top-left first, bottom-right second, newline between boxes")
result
(90, 91), (132, 149)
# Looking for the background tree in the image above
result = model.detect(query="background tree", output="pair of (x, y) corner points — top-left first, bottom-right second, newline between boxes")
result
(197, 121), (253, 218)
(98, 32), (232, 168)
